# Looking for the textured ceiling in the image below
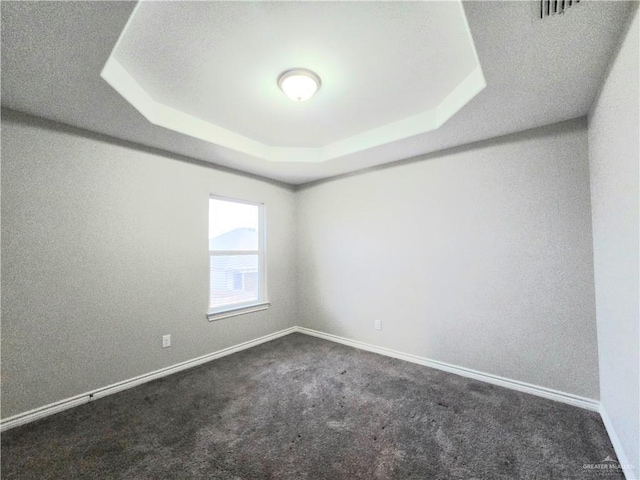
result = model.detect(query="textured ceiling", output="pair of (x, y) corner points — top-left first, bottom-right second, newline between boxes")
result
(1, 1), (635, 185)
(106, 1), (483, 161)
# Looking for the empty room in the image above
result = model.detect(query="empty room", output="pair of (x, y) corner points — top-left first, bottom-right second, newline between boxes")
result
(1, 1), (638, 479)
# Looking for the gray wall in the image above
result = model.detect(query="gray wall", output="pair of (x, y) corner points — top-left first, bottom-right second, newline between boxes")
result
(588, 7), (639, 477)
(296, 118), (600, 400)
(1, 110), (297, 419)
(0, 108), (608, 421)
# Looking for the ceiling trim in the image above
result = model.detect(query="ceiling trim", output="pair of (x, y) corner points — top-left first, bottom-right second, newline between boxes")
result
(102, 57), (485, 164)
(1, 107), (296, 191)
(100, 0), (485, 164)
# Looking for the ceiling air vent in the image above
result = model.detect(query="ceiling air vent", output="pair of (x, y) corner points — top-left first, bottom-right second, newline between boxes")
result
(540, 0), (580, 18)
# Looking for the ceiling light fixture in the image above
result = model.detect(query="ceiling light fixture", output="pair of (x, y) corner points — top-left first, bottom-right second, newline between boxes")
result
(277, 68), (321, 102)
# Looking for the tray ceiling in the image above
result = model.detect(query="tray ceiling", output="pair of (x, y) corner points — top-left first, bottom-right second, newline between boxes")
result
(1, 1), (635, 184)
(102, 1), (485, 163)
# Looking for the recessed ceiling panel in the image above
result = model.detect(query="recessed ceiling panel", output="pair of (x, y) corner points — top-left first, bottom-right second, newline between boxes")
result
(103, 0), (485, 162)
(3, 1), (633, 183)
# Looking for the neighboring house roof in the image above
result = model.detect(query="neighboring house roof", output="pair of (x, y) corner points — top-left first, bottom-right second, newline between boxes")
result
(209, 228), (258, 251)
(209, 228), (259, 274)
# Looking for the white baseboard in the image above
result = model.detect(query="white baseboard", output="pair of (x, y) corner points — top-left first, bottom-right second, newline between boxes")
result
(0, 325), (602, 433)
(600, 404), (638, 480)
(295, 327), (600, 412)
(0, 326), (297, 432)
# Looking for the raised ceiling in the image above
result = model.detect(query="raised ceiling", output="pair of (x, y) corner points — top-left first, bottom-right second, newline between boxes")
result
(1, 1), (636, 185)
(104, 1), (485, 163)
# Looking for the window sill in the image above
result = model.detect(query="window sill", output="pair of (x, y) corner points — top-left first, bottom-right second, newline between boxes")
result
(207, 302), (271, 322)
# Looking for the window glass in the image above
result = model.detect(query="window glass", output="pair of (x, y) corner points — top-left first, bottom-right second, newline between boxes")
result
(208, 197), (266, 315)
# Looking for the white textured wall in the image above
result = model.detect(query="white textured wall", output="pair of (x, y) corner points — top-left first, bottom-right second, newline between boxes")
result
(588, 7), (639, 478)
(296, 118), (600, 400)
(0, 109), (297, 419)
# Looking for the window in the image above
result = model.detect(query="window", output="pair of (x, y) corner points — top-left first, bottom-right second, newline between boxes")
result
(207, 196), (268, 321)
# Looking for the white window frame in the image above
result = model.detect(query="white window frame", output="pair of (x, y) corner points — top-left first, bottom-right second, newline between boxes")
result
(207, 195), (269, 321)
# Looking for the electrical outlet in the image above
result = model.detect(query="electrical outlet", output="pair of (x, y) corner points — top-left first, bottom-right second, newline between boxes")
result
(162, 334), (171, 348)
(374, 319), (382, 331)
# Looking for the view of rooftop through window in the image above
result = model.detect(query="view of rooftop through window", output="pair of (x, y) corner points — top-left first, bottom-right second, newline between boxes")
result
(209, 198), (259, 240)
(209, 197), (262, 312)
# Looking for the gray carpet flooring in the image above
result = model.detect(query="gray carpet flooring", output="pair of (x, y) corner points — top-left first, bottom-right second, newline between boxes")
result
(1, 333), (621, 479)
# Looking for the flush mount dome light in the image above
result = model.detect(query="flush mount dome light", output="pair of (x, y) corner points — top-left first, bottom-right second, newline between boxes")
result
(277, 68), (321, 102)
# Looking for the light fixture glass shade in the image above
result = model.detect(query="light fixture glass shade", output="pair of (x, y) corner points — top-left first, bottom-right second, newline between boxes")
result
(277, 69), (321, 102)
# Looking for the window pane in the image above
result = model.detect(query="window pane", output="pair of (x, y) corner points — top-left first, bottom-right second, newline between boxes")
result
(209, 198), (259, 251)
(210, 254), (259, 308)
